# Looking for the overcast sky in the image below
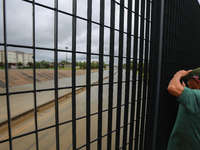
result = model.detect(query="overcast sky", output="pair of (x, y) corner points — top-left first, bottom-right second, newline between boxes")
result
(0, 0), (200, 64)
(0, 0), (138, 65)
(0, 0), (129, 65)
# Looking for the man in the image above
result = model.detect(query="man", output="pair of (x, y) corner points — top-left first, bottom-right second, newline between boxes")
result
(167, 67), (200, 149)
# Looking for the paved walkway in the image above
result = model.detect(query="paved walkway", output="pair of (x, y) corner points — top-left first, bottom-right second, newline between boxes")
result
(0, 69), (117, 124)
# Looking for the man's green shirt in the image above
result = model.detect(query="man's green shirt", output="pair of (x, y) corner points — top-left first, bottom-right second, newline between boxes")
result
(168, 87), (200, 150)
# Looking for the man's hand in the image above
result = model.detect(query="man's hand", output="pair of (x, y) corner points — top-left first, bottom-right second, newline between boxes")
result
(182, 81), (186, 87)
(167, 69), (192, 97)
(174, 70), (192, 78)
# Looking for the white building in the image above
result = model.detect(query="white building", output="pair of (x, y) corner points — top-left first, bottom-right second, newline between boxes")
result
(0, 50), (33, 66)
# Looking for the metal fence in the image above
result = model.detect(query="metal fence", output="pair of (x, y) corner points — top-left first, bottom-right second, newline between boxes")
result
(146, 0), (200, 149)
(0, 0), (200, 150)
(0, 0), (152, 149)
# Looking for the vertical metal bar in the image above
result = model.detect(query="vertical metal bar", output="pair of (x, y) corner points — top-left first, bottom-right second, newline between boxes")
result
(144, 1), (155, 147)
(134, 0), (145, 149)
(98, 0), (104, 149)
(54, 0), (60, 149)
(118, 1), (125, 149)
(171, 1), (176, 71)
(139, 0), (151, 149)
(145, 0), (165, 149)
(176, 0), (181, 68)
(115, 1), (124, 149)
(165, 0), (171, 80)
(176, 0), (181, 69)
(163, 0), (169, 81)
(32, 1), (39, 149)
(72, 0), (77, 149)
(107, 0), (115, 149)
(2, 0), (13, 149)
(128, 0), (139, 149)
(122, 0), (132, 149)
(157, 0), (171, 147)
(86, 0), (92, 149)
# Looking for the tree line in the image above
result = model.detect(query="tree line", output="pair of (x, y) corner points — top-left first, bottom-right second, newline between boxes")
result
(0, 60), (108, 69)
(59, 60), (107, 69)
(76, 61), (107, 69)
(123, 61), (149, 70)
(0, 61), (51, 68)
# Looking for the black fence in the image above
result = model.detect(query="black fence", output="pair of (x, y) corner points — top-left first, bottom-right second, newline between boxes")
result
(0, 0), (200, 150)
(146, 0), (200, 149)
(0, 0), (152, 149)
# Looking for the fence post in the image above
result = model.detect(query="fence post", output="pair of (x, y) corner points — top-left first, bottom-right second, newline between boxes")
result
(145, 0), (165, 149)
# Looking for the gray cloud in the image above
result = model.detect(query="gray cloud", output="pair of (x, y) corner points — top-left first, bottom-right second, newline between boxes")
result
(1, 0), (147, 64)
(4, 0), (32, 46)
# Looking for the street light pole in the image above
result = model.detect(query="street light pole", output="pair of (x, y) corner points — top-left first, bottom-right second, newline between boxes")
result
(65, 47), (68, 64)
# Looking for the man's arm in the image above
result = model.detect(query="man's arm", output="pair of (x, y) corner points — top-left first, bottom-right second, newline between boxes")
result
(167, 70), (192, 97)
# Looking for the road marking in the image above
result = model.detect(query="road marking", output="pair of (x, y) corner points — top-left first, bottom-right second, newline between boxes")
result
(2, 93), (83, 140)
(3, 109), (55, 140)
(0, 101), (54, 121)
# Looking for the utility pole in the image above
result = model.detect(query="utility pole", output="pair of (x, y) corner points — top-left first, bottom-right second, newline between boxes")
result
(65, 47), (68, 64)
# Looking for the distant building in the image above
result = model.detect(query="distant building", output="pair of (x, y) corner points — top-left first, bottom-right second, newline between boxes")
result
(0, 50), (33, 66)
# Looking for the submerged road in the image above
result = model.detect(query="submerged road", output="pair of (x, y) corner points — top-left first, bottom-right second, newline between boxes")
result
(0, 70), (145, 150)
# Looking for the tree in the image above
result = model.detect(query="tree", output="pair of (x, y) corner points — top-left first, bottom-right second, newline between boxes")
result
(35, 62), (41, 68)
(77, 61), (87, 69)
(27, 62), (33, 68)
(91, 61), (98, 69)
(40, 60), (46, 67)
(18, 62), (23, 68)
(76, 61), (106, 69)
(82, 61), (87, 69)
(39, 60), (50, 68)
(59, 60), (67, 68)
(43, 61), (50, 68)
(0, 62), (4, 68)
(103, 62), (107, 68)
(123, 62), (140, 70)
(123, 63), (126, 69)
(66, 61), (71, 64)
